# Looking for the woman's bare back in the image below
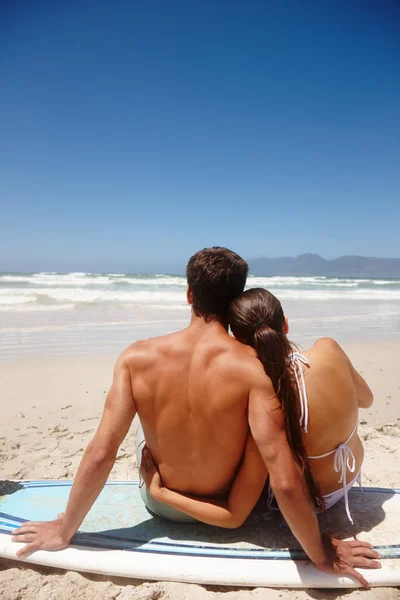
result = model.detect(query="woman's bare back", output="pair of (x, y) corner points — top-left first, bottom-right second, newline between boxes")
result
(297, 338), (371, 495)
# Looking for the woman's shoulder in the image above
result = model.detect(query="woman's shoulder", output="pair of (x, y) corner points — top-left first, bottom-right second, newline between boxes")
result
(307, 337), (348, 364)
(297, 337), (340, 353)
(298, 337), (345, 360)
(313, 337), (342, 351)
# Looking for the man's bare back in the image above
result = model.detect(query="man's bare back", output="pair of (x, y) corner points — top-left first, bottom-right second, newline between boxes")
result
(129, 319), (259, 497)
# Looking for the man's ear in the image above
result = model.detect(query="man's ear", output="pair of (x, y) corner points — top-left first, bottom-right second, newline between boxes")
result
(186, 285), (193, 305)
(284, 315), (289, 335)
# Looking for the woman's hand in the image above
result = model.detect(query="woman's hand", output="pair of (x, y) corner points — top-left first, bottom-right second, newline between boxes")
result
(140, 446), (164, 498)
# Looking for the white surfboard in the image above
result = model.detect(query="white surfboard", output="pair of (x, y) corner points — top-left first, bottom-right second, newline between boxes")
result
(0, 480), (399, 588)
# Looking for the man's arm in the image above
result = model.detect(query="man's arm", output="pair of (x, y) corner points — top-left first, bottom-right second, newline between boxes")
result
(248, 367), (380, 587)
(12, 350), (137, 555)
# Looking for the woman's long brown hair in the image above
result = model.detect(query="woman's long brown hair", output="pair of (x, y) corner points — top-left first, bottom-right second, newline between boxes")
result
(229, 287), (324, 511)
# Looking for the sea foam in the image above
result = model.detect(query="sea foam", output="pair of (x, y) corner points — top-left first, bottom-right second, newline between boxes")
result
(1, 271), (399, 357)
(1, 272), (400, 311)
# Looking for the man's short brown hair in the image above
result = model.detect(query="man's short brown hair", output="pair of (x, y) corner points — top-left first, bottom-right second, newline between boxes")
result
(186, 247), (248, 322)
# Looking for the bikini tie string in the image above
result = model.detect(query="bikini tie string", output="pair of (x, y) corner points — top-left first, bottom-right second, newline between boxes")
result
(333, 443), (356, 524)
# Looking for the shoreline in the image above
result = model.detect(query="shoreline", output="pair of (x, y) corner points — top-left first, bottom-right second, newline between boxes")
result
(1, 338), (399, 598)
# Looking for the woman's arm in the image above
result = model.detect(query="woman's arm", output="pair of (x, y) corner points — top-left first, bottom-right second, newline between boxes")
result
(140, 434), (268, 528)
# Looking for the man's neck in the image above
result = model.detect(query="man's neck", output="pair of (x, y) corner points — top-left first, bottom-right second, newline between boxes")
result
(189, 312), (229, 333)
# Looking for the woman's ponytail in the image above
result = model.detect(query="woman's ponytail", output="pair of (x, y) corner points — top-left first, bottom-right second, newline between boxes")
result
(230, 288), (324, 511)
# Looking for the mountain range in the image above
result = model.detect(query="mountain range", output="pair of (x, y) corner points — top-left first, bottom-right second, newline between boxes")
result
(248, 254), (400, 277)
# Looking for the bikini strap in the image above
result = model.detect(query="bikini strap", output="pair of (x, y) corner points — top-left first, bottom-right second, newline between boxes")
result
(289, 352), (310, 433)
(308, 420), (358, 460)
(342, 420), (358, 446)
(333, 443), (356, 524)
(309, 423), (359, 524)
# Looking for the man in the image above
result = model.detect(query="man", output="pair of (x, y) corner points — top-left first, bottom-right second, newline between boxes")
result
(13, 247), (379, 587)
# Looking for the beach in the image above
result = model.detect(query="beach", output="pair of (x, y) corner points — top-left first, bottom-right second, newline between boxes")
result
(0, 274), (399, 598)
(3, 0), (400, 593)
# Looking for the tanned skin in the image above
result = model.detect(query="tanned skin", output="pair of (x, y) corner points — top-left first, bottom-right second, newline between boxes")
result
(12, 296), (379, 586)
(141, 335), (373, 508)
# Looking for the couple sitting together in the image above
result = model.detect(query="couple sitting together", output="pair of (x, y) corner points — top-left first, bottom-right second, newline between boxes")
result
(13, 247), (380, 587)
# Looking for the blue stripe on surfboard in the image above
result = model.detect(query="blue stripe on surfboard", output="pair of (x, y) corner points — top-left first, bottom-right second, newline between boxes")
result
(0, 521), (22, 528)
(69, 533), (400, 560)
(0, 511), (305, 558)
(1, 526), (399, 560)
(0, 513), (25, 524)
(3, 508), (399, 559)
(1, 512), (399, 561)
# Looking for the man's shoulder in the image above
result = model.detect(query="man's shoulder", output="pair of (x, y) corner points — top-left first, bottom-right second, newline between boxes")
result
(219, 339), (268, 382)
(116, 335), (170, 369)
(221, 344), (276, 407)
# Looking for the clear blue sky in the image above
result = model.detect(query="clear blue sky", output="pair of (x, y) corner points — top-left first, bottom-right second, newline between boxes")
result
(1, 0), (399, 272)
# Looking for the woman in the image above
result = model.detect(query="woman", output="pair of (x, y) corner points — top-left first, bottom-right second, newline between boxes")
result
(140, 288), (373, 527)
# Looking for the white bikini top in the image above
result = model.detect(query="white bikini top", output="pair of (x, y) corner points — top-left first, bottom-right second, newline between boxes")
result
(290, 351), (359, 523)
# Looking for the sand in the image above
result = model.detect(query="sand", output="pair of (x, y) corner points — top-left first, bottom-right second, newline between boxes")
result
(0, 340), (399, 599)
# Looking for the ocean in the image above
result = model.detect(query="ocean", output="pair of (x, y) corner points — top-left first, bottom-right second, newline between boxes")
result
(1, 272), (400, 359)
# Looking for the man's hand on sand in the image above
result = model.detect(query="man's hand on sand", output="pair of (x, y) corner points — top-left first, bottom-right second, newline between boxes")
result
(12, 513), (70, 556)
(315, 537), (381, 588)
